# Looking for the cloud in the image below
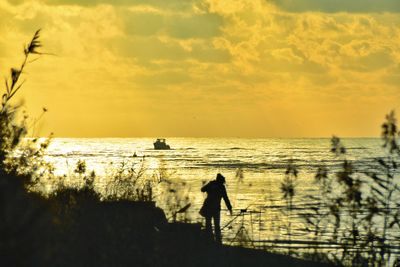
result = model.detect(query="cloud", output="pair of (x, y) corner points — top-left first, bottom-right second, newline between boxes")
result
(124, 11), (165, 36)
(270, 0), (400, 13)
(167, 13), (223, 39)
(1, 0), (400, 137)
(25, 0), (198, 9)
(123, 10), (223, 39)
(271, 48), (304, 64)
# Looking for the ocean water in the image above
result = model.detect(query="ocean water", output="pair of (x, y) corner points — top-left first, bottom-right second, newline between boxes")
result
(44, 137), (389, 247)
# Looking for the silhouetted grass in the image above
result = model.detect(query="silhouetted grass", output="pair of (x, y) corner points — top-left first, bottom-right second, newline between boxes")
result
(280, 159), (298, 255)
(0, 29), (56, 266)
(287, 112), (400, 266)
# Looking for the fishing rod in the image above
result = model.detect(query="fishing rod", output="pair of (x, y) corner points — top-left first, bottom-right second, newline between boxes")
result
(221, 207), (251, 231)
(221, 192), (269, 231)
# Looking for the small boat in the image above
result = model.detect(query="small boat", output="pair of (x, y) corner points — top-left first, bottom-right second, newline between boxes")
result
(153, 138), (171, 150)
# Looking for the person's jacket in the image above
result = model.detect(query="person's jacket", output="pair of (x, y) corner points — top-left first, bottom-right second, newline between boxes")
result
(201, 180), (232, 213)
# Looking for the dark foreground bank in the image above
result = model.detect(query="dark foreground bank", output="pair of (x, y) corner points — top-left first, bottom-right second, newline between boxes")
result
(1, 173), (335, 267)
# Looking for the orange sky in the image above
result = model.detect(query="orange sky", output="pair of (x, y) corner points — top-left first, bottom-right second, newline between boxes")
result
(0, 0), (399, 137)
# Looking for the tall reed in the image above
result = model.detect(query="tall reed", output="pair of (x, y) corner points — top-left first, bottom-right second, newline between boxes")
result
(280, 159), (298, 255)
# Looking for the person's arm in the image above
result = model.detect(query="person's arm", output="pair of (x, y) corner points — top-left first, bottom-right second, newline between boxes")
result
(222, 186), (232, 212)
(201, 182), (210, 192)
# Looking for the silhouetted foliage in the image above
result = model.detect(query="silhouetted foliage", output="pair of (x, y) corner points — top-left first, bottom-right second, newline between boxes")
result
(298, 111), (400, 266)
(280, 159), (298, 255)
(0, 29), (55, 266)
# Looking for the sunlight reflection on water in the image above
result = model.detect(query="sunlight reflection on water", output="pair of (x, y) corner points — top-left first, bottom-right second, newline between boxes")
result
(44, 137), (387, 248)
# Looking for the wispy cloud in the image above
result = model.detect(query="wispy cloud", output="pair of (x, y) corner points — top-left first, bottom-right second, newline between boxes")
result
(270, 0), (400, 13)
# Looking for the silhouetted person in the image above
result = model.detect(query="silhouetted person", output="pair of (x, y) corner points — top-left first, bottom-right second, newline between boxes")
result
(200, 173), (232, 244)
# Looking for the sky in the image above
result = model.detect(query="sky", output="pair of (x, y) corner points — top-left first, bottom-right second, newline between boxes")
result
(0, 0), (399, 137)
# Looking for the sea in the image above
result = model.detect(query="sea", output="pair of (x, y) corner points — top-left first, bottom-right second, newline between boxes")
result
(43, 137), (394, 250)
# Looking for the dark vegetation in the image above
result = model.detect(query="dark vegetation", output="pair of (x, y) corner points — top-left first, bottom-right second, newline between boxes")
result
(290, 112), (400, 267)
(0, 31), (339, 267)
(277, 114), (400, 267)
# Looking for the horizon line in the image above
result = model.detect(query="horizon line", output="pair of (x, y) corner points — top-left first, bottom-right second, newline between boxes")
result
(30, 135), (382, 139)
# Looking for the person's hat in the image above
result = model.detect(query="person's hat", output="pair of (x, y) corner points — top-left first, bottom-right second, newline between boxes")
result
(216, 173), (226, 183)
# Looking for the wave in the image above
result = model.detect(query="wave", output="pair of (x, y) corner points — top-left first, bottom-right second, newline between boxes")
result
(48, 153), (115, 158)
(196, 162), (325, 170)
(211, 148), (254, 151)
